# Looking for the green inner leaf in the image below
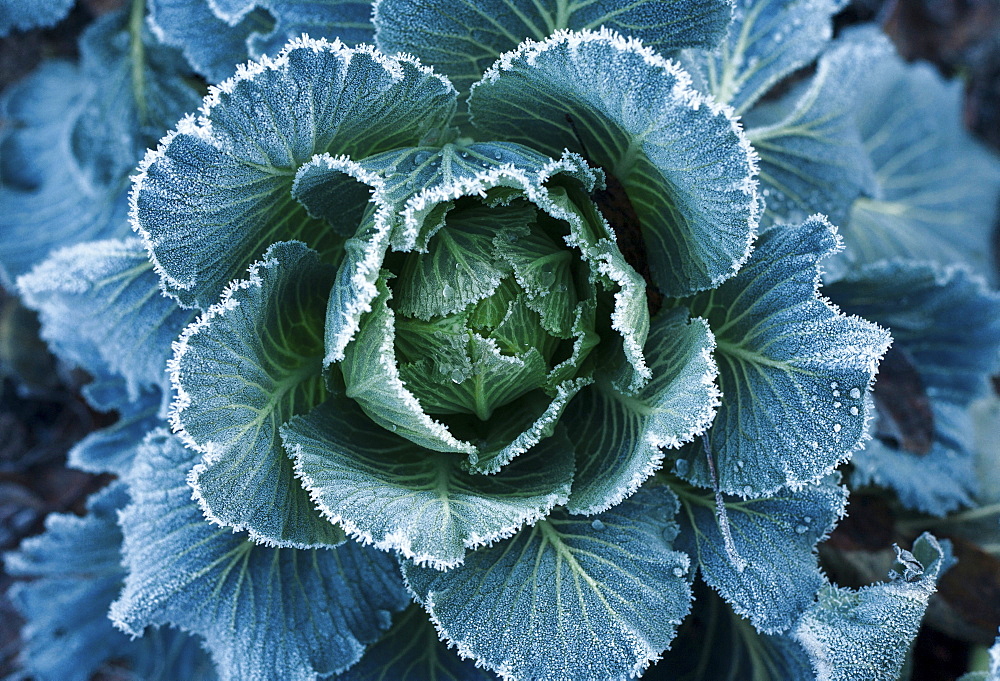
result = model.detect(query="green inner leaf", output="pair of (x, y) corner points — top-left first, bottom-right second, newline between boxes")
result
(171, 241), (344, 548)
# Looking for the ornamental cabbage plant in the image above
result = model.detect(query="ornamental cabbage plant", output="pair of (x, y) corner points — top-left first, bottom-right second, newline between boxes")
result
(5, 0), (999, 680)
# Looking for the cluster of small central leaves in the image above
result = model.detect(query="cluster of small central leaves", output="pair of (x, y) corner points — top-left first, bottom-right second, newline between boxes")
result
(387, 197), (596, 422)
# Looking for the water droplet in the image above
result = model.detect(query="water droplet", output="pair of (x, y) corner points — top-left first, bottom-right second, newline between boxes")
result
(674, 459), (689, 476)
(591, 519), (605, 531)
(742, 485), (753, 496)
(833, 423), (842, 433)
(795, 525), (808, 534)
(833, 401), (842, 408)
(494, 152), (503, 160)
(442, 283), (454, 299)
(832, 389), (841, 397)
(390, 424), (397, 432)
(830, 382), (839, 389)
(414, 150), (431, 165)
(672, 567), (686, 578)
(450, 369), (466, 383)
(803, 516), (812, 523)
(849, 388), (861, 399)
(850, 406), (859, 416)
(661, 524), (679, 543)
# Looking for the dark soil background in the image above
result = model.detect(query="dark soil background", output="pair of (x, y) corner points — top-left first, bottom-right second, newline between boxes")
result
(1, 0), (998, 679)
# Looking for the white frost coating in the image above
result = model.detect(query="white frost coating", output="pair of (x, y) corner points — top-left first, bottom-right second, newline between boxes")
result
(473, 27), (761, 296)
(471, 377), (592, 474)
(129, 34), (455, 307)
(129, 124), (203, 306)
(166, 244), (331, 550)
(569, 317), (722, 517)
(396, 150), (597, 252)
(296, 152), (395, 366)
(289, 440), (570, 571)
(778, 216), (890, 493)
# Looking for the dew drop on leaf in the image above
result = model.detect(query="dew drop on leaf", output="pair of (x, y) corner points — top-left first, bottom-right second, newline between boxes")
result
(661, 524), (679, 543)
(795, 525), (809, 534)
(591, 519), (605, 531)
(849, 388), (862, 399)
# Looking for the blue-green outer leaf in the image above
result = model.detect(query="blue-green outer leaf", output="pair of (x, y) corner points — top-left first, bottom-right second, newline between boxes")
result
(676, 217), (891, 497)
(285, 396), (574, 569)
(680, 0), (846, 115)
(826, 260), (1000, 515)
(830, 27), (1000, 283)
(0, 61), (126, 287)
(148, 0), (270, 82)
(374, 0), (732, 93)
(1, 10), (200, 285)
(565, 308), (720, 515)
(403, 486), (693, 680)
(470, 28), (760, 298)
(150, 1), (377, 82)
(132, 36), (456, 309)
(68, 386), (164, 476)
(111, 430), (411, 681)
(793, 533), (951, 681)
(675, 476), (848, 634)
(5, 483), (217, 681)
(170, 241), (344, 548)
(747, 34), (882, 226)
(0, 0), (74, 36)
(17, 238), (196, 400)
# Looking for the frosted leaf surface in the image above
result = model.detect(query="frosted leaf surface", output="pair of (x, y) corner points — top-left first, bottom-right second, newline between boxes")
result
(5, 483), (217, 681)
(132, 37), (456, 309)
(17, 238), (196, 400)
(469, 28), (760, 297)
(675, 475), (848, 633)
(0, 10), (200, 285)
(403, 486), (692, 680)
(680, 0), (846, 115)
(827, 260), (1000, 514)
(149, 0), (377, 83)
(374, 0), (732, 92)
(793, 533), (951, 681)
(675, 217), (891, 497)
(830, 27), (1000, 284)
(747, 34), (883, 226)
(565, 308), (720, 515)
(68, 386), (163, 476)
(0, 0), (74, 36)
(171, 241), (344, 548)
(111, 431), (410, 681)
(284, 395), (575, 570)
